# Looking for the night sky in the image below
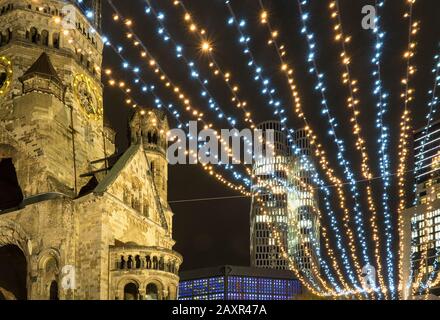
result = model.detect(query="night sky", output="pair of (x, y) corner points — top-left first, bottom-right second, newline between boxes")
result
(98, 0), (440, 271)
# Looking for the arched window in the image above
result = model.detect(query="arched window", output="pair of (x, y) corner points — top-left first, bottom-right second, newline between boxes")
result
(127, 255), (133, 269)
(53, 32), (60, 49)
(147, 131), (158, 144)
(146, 256), (152, 269)
(41, 30), (49, 46)
(145, 283), (158, 300)
(135, 255), (141, 269)
(49, 281), (59, 300)
(123, 283), (139, 300)
(152, 257), (158, 270)
(30, 27), (38, 44)
(0, 245), (27, 300)
(159, 257), (165, 271)
(119, 256), (126, 269)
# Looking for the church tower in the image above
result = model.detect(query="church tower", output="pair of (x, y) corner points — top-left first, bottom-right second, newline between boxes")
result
(0, 0), (181, 301)
(130, 109), (169, 202)
(0, 0), (115, 197)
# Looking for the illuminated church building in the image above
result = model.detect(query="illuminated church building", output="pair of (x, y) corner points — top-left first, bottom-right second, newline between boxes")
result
(0, 0), (182, 300)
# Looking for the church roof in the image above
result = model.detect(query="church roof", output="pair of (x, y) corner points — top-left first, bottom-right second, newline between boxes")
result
(20, 52), (63, 85)
(94, 144), (139, 194)
(93, 143), (169, 230)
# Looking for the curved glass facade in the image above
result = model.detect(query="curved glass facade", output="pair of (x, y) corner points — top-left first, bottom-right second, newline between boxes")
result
(250, 122), (320, 275)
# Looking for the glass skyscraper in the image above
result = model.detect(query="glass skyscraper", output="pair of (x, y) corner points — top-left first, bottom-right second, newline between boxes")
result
(250, 121), (291, 270)
(287, 129), (320, 274)
(250, 121), (320, 275)
(402, 120), (440, 298)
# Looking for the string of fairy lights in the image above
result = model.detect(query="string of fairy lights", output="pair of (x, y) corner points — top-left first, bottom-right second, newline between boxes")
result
(106, 0), (274, 179)
(160, 1), (356, 292)
(169, 0), (256, 128)
(370, 0), (395, 299)
(139, 0), (242, 130)
(254, 0), (367, 296)
(104, 6), (258, 184)
(397, 0), (418, 299)
(103, 65), (255, 196)
(249, 165), (365, 297)
(44, 0), (334, 299)
(67, 0), (440, 299)
(223, 1), (290, 137)
(104, 62), (253, 192)
(153, 0), (369, 296)
(223, 0), (374, 296)
(138, 1), (374, 296)
(71, 0), (259, 196)
(330, 0), (388, 299)
(248, 166), (356, 296)
(225, 0), (380, 296)
(287, 0), (373, 295)
(253, 177), (336, 295)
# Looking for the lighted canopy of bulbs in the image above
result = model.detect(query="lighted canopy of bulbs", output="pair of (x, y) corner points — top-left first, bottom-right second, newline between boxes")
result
(397, 0), (418, 299)
(369, 0), (395, 300)
(70, 0), (440, 299)
(329, 0), (387, 299)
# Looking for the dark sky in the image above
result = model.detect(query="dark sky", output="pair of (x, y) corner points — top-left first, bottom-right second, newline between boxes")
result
(97, 0), (440, 271)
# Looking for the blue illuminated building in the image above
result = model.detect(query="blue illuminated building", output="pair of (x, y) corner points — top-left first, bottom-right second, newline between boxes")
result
(178, 265), (302, 300)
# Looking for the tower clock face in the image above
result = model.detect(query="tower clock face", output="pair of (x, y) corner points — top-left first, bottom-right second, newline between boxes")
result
(0, 56), (13, 97)
(73, 74), (103, 119)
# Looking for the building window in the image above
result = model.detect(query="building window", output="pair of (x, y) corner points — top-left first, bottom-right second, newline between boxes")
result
(49, 281), (59, 300)
(146, 283), (159, 300)
(41, 30), (49, 46)
(123, 283), (139, 300)
(53, 32), (60, 49)
(30, 27), (38, 43)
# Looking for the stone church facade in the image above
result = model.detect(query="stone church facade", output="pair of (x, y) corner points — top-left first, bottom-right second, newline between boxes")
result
(0, 0), (182, 300)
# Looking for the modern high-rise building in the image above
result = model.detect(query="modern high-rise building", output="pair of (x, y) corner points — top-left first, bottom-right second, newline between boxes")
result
(178, 266), (302, 300)
(250, 121), (291, 270)
(250, 122), (319, 275)
(287, 129), (320, 274)
(402, 120), (440, 299)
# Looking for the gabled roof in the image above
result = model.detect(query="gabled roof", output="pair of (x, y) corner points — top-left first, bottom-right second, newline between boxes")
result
(93, 143), (169, 231)
(94, 144), (140, 194)
(20, 52), (63, 85)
